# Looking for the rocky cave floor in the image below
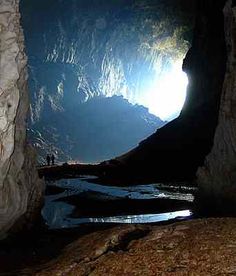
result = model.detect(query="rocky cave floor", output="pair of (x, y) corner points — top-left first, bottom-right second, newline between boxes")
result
(1, 218), (236, 275)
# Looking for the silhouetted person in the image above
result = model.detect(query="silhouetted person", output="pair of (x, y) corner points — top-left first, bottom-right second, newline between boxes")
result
(51, 154), (55, 166)
(46, 154), (50, 166)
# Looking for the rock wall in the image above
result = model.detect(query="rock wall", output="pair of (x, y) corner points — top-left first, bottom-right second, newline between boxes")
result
(0, 0), (43, 239)
(114, 0), (227, 182)
(197, 0), (236, 211)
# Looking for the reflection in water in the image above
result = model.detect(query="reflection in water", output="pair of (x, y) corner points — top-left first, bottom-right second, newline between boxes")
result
(44, 206), (191, 229)
(68, 210), (192, 226)
(46, 177), (195, 201)
(42, 201), (74, 229)
(42, 177), (194, 229)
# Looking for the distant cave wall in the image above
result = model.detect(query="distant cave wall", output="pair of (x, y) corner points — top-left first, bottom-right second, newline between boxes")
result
(0, 0), (43, 239)
(197, 0), (236, 209)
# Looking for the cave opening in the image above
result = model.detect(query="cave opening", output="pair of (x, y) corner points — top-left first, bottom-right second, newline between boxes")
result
(20, 0), (196, 164)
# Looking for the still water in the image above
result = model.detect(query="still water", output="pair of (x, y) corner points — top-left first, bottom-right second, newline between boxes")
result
(42, 176), (195, 229)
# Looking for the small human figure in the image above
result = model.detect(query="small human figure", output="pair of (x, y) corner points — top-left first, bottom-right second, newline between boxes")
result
(51, 154), (55, 166)
(46, 154), (51, 166)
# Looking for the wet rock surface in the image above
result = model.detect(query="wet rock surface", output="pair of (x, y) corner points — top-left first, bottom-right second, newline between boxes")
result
(15, 218), (236, 275)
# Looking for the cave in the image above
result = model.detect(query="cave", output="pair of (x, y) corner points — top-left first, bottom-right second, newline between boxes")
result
(1, 0), (236, 274)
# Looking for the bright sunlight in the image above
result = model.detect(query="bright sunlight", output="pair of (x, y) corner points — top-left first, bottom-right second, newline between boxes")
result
(144, 60), (188, 121)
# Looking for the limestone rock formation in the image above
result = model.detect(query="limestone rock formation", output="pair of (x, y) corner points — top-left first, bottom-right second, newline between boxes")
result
(0, 0), (43, 239)
(197, 0), (236, 210)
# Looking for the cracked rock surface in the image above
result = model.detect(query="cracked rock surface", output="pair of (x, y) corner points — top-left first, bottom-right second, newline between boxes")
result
(22, 218), (236, 276)
(0, 0), (43, 238)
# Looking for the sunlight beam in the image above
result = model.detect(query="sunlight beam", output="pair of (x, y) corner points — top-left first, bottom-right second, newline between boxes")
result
(145, 60), (188, 121)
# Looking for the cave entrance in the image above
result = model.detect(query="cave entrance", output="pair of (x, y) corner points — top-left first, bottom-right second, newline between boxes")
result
(20, 0), (196, 164)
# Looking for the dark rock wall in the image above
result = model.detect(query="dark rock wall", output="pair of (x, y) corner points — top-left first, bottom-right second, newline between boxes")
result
(197, 0), (236, 211)
(182, 0), (227, 118)
(116, 0), (227, 182)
